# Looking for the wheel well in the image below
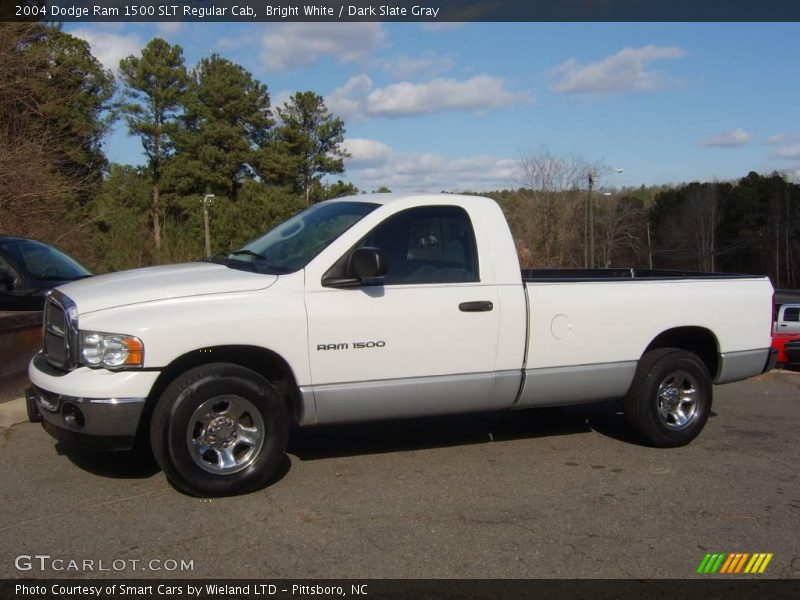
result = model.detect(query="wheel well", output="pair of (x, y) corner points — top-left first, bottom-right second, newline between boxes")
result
(136, 346), (302, 443)
(644, 327), (719, 378)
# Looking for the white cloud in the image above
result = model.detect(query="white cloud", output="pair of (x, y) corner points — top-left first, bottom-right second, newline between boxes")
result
(342, 138), (515, 192)
(770, 145), (800, 160)
(383, 53), (455, 80)
(70, 29), (143, 73)
(547, 45), (687, 95)
(327, 75), (374, 119)
(699, 128), (752, 148)
(271, 89), (294, 111)
(764, 132), (800, 145)
(259, 23), (386, 71)
(341, 138), (393, 168)
(327, 74), (530, 120)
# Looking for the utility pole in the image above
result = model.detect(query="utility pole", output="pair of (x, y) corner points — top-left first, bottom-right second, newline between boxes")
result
(202, 194), (215, 258)
(647, 221), (653, 269)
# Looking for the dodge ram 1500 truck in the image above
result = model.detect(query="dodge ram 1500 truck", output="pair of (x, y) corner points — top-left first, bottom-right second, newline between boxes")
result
(27, 193), (776, 496)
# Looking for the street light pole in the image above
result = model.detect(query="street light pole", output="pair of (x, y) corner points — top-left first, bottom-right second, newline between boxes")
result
(202, 194), (215, 258)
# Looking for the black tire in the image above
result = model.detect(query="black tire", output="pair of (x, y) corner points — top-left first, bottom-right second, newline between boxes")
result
(623, 348), (712, 447)
(150, 363), (288, 496)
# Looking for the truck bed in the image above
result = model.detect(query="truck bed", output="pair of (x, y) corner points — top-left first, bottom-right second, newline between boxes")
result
(516, 268), (772, 408)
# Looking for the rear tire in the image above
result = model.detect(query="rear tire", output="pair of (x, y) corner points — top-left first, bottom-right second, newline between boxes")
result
(623, 348), (712, 447)
(150, 363), (288, 496)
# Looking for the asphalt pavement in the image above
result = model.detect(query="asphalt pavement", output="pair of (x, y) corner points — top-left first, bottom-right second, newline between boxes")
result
(1, 372), (798, 579)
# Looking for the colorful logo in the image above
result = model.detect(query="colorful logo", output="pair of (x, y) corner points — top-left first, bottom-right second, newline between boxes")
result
(697, 553), (773, 574)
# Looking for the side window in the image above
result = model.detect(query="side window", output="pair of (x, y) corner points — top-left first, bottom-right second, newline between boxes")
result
(783, 307), (800, 322)
(360, 206), (479, 284)
(0, 255), (20, 291)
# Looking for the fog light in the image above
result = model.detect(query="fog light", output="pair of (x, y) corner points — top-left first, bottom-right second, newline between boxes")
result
(62, 403), (85, 430)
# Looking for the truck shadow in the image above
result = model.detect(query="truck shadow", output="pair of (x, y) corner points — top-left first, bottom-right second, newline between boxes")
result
(288, 400), (645, 461)
(53, 399), (692, 481)
(55, 442), (161, 479)
(54, 441), (293, 488)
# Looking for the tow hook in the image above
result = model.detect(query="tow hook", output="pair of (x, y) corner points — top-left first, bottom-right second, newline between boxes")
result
(26, 387), (42, 423)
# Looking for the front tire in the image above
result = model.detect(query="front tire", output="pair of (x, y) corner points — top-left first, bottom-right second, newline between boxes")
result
(623, 348), (712, 447)
(150, 363), (288, 496)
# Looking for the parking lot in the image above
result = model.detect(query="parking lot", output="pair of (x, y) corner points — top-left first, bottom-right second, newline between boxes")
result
(1, 372), (798, 579)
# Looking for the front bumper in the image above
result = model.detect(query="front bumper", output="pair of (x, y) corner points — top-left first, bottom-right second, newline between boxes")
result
(27, 386), (146, 450)
(27, 352), (159, 451)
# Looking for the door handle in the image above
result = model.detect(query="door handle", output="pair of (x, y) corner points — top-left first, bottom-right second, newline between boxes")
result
(459, 301), (494, 312)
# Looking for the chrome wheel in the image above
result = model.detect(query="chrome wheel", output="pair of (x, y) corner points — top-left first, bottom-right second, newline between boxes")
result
(186, 395), (265, 475)
(656, 370), (699, 430)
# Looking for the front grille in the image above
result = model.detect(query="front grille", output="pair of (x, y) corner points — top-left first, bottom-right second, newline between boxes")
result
(43, 291), (78, 371)
(44, 327), (68, 366)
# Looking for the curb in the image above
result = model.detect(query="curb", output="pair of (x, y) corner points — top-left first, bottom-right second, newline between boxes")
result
(0, 397), (27, 429)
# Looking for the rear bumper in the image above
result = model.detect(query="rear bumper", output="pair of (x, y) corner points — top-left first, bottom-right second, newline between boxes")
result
(27, 385), (145, 450)
(763, 348), (778, 374)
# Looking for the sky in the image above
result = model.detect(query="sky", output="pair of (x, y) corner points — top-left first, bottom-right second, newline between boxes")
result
(66, 21), (800, 193)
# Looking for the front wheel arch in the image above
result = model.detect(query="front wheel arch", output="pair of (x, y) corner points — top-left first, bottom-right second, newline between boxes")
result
(136, 345), (303, 446)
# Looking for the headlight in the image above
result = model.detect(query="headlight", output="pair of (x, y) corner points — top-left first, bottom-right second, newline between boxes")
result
(79, 331), (144, 368)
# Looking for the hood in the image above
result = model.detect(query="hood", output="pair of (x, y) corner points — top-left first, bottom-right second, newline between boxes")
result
(57, 262), (277, 315)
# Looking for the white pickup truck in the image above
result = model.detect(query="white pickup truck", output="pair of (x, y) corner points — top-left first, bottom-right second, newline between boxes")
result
(27, 193), (776, 496)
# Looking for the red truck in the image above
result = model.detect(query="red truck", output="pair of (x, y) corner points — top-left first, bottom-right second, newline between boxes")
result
(771, 332), (800, 370)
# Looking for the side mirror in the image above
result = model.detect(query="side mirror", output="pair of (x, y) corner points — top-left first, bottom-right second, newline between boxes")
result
(322, 247), (387, 288)
(347, 247), (387, 282)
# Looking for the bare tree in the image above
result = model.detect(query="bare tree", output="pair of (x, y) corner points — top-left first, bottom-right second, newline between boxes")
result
(595, 195), (646, 268)
(512, 147), (601, 267)
(657, 183), (724, 272)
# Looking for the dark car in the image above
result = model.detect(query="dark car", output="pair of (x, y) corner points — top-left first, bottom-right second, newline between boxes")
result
(0, 236), (92, 311)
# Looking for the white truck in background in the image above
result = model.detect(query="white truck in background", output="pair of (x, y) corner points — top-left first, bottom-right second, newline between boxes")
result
(27, 193), (776, 496)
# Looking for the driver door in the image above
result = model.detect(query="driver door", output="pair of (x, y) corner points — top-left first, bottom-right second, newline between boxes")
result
(304, 205), (502, 424)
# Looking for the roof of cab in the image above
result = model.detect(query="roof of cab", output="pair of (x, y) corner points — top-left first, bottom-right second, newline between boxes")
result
(322, 192), (490, 206)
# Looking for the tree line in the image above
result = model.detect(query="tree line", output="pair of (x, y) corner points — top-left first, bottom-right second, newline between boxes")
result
(0, 23), (355, 272)
(493, 149), (800, 288)
(1, 23), (799, 287)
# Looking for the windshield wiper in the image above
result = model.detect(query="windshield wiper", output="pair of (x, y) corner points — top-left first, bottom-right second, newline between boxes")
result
(230, 249), (266, 260)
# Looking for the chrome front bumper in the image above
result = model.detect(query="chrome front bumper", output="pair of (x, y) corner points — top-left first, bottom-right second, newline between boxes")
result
(27, 352), (160, 450)
(28, 386), (146, 450)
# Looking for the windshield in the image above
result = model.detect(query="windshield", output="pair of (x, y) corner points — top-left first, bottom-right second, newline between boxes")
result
(0, 239), (91, 280)
(221, 201), (379, 274)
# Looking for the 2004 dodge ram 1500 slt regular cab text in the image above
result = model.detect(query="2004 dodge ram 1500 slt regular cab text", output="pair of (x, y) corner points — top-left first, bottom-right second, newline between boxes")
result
(27, 193), (777, 495)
